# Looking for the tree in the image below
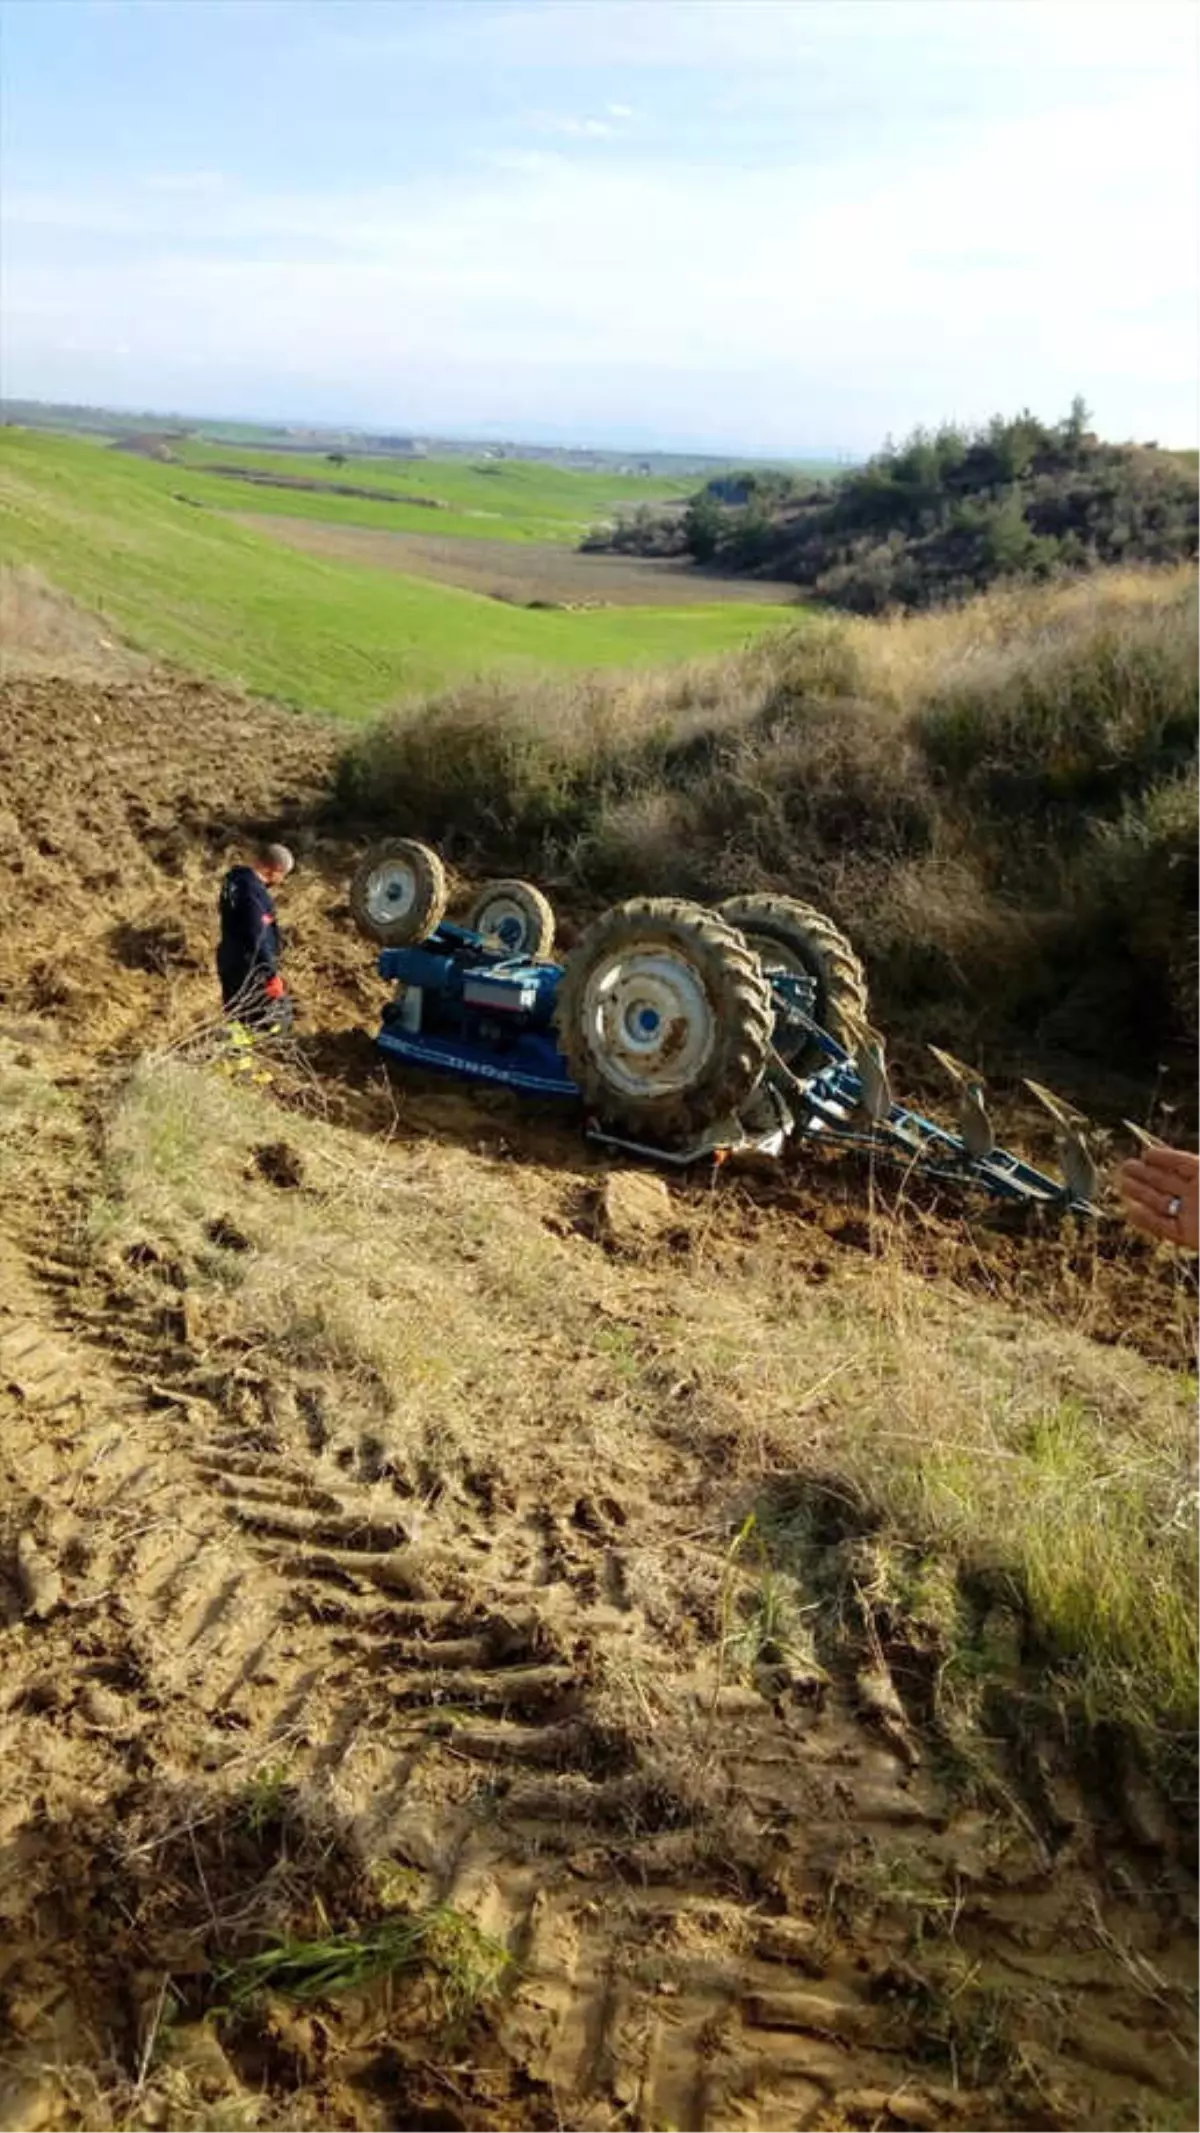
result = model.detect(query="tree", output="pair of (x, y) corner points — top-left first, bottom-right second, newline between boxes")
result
(683, 492), (724, 563)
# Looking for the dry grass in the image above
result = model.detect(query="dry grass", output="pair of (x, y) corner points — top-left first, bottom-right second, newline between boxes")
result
(0, 561), (149, 681)
(89, 1054), (647, 1493)
(93, 1055), (1198, 1762)
(336, 565), (1198, 1060)
(830, 565), (1195, 716)
(0, 1032), (79, 1193)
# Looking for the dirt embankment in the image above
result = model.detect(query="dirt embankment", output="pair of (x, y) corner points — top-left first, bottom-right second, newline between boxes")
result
(0, 667), (354, 1051)
(0, 645), (1195, 2133)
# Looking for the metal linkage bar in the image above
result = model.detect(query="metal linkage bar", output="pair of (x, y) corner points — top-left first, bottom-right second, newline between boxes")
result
(775, 1013), (1092, 1212)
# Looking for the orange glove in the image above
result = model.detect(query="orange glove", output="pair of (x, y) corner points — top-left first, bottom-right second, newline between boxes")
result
(264, 975), (286, 1001)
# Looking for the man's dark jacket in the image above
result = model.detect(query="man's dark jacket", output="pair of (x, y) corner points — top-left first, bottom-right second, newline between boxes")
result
(217, 865), (284, 1004)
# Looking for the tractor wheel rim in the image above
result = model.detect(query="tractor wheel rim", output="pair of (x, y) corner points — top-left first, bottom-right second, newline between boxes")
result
(582, 948), (716, 1098)
(365, 861), (417, 926)
(475, 894), (532, 952)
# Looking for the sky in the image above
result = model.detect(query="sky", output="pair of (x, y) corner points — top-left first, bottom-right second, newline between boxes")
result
(1, 0), (1196, 456)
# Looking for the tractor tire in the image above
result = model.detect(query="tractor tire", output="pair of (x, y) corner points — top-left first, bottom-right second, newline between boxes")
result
(556, 897), (774, 1136)
(464, 878), (556, 960)
(718, 894), (868, 1071)
(350, 839), (448, 946)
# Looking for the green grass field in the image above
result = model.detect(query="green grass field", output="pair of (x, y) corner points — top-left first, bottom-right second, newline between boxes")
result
(172, 438), (695, 543)
(0, 428), (798, 717)
(156, 459), (625, 545)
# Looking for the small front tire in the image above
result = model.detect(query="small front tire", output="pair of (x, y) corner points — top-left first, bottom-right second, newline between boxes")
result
(350, 839), (448, 946)
(464, 878), (556, 960)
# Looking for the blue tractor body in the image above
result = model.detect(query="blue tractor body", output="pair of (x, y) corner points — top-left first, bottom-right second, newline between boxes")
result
(369, 918), (1093, 1210)
(376, 924), (578, 1099)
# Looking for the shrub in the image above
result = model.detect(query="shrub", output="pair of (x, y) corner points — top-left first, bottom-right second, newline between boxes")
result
(332, 568), (1199, 1063)
(591, 404), (1199, 611)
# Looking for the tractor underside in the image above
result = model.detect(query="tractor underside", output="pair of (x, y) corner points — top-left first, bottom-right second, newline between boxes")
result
(351, 849), (1101, 1216)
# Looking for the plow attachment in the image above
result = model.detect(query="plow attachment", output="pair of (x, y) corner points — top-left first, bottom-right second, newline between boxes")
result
(767, 993), (1100, 1213)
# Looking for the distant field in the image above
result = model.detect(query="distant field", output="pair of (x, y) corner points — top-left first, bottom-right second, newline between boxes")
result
(0, 429), (800, 717)
(237, 513), (799, 607)
(164, 439), (695, 544)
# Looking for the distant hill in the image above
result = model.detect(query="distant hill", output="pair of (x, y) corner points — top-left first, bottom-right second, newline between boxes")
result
(0, 397), (839, 483)
(589, 401), (1199, 612)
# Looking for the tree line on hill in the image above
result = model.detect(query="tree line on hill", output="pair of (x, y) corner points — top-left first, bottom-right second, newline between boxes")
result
(586, 400), (1199, 612)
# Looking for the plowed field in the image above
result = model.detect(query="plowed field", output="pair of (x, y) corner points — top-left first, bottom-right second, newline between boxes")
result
(0, 647), (1194, 2133)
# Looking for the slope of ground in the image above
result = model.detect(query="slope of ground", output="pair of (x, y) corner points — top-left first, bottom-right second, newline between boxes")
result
(0, 432), (797, 715)
(0, 564), (152, 682)
(337, 567), (1199, 1078)
(237, 515), (799, 607)
(172, 438), (697, 539)
(0, 658), (1195, 2132)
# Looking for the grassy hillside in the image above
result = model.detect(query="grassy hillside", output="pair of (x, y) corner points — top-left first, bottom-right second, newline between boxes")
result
(0, 429), (796, 715)
(171, 438), (696, 541)
(157, 460), (666, 546)
(598, 404), (1199, 613)
(339, 567), (1199, 1067)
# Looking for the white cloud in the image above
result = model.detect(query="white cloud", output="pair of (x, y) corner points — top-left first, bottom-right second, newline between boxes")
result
(312, 0), (1195, 81)
(3, 7), (1195, 449)
(526, 111), (613, 138)
(140, 171), (227, 196)
(605, 103), (636, 120)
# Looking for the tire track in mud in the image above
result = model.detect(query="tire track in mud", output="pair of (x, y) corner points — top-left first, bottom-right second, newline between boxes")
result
(162, 1418), (950, 2129)
(4, 1198), (1197, 2132)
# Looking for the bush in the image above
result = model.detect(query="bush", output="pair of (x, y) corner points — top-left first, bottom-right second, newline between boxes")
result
(1080, 776), (1200, 1042)
(590, 404), (1199, 611)
(333, 568), (1199, 1064)
(914, 573), (1198, 820)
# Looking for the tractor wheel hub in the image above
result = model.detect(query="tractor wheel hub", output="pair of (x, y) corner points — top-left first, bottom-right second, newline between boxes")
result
(582, 949), (715, 1098)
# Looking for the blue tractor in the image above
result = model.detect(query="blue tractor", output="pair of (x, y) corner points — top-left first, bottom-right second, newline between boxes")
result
(350, 838), (1098, 1211)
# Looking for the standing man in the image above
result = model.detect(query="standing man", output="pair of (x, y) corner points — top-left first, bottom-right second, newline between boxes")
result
(217, 843), (295, 1031)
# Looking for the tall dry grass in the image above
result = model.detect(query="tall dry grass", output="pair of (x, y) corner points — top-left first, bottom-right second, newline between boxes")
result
(336, 567), (1198, 1064)
(91, 1055), (1198, 1770)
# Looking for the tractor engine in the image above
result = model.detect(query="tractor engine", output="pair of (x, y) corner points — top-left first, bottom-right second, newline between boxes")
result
(376, 928), (575, 1097)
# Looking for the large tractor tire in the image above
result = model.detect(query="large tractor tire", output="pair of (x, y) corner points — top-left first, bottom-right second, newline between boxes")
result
(350, 839), (448, 946)
(719, 894), (868, 1072)
(464, 878), (556, 960)
(556, 898), (774, 1136)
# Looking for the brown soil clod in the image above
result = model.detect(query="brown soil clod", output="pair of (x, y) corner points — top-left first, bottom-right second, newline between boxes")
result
(590, 1169), (674, 1255)
(251, 1138), (306, 1189)
(14, 1532), (63, 1620)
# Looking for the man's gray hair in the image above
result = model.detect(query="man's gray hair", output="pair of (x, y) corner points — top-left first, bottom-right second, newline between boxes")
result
(260, 842), (295, 877)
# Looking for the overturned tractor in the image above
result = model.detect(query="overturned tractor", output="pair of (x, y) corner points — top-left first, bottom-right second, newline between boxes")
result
(349, 839), (1098, 1211)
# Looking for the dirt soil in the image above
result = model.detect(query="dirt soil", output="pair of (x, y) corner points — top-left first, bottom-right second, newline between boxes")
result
(232, 514), (801, 609)
(1, 566), (153, 684)
(0, 648), (1195, 2133)
(209, 466), (446, 508)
